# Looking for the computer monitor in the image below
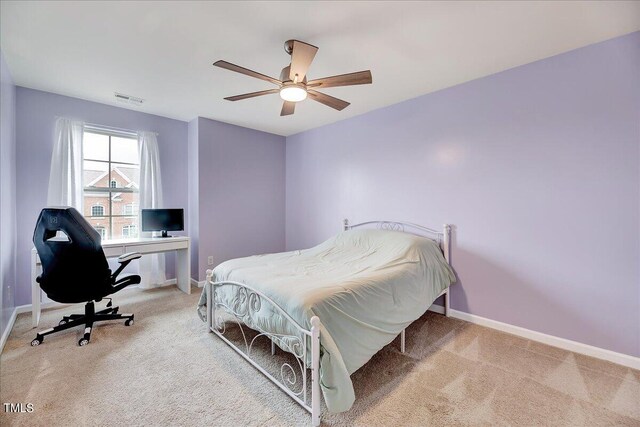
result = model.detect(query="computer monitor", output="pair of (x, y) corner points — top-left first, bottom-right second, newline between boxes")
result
(141, 209), (184, 238)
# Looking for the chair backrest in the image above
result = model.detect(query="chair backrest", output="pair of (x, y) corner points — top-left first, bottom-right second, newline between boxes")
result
(33, 207), (110, 303)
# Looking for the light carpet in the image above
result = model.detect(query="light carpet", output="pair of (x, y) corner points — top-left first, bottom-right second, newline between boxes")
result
(1, 286), (639, 426)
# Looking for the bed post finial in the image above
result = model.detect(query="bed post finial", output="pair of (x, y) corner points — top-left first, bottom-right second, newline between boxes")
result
(343, 218), (349, 231)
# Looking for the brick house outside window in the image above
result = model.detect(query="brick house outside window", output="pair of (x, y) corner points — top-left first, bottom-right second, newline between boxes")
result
(83, 130), (140, 240)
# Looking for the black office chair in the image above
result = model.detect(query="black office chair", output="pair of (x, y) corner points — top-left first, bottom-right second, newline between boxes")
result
(31, 207), (141, 347)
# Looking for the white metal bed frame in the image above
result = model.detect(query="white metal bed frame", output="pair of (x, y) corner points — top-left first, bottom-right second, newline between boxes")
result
(204, 219), (451, 426)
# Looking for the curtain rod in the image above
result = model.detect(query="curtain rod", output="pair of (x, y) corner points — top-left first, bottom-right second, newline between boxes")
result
(55, 116), (159, 136)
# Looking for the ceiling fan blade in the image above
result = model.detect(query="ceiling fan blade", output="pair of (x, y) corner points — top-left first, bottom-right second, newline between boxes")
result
(280, 101), (295, 116)
(307, 90), (350, 111)
(224, 89), (279, 101)
(289, 40), (318, 82)
(307, 70), (372, 89)
(213, 60), (281, 86)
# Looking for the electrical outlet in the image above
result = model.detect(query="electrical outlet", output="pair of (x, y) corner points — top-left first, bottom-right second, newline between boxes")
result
(207, 256), (214, 266)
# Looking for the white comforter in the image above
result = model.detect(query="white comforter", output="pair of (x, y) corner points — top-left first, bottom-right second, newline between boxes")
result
(198, 228), (455, 412)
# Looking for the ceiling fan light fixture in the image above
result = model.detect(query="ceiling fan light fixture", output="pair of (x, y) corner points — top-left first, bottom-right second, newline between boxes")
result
(280, 83), (307, 102)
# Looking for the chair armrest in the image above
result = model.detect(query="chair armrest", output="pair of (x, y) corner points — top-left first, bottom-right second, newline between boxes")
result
(118, 252), (141, 263)
(112, 252), (142, 280)
(111, 274), (141, 293)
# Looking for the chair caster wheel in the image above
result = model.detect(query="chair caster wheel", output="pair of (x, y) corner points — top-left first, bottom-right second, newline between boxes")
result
(113, 307), (119, 314)
(31, 337), (43, 346)
(59, 319), (67, 325)
(78, 338), (89, 346)
(125, 318), (133, 326)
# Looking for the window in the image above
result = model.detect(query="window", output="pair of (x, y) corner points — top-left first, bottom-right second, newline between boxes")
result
(122, 225), (138, 238)
(83, 129), (140, 240)
(122, 203), (137, 216)
(94, 226), (106, 240)
(91, 204), (105, 217)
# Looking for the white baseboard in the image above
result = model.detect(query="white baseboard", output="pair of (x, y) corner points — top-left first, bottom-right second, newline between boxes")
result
(428, 303), (445, 315)
(15, 278), (180, 316)
(191, 278), (205, 288)
(448, 309), (640, 370)
(16, 301), (66, 314)
(0, 307), (18, 353)
(7, 285), (637, 369)
(4, 278), (181, 353)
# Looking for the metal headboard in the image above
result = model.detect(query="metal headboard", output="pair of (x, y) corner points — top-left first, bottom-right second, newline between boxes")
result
(342, 218), (451, 264)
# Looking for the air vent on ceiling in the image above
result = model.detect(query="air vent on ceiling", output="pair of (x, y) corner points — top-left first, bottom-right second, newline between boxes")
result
(114, 92), (144, 106)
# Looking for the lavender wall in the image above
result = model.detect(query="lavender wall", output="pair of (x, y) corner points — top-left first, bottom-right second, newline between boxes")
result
(286, 33), (640, 357)
(0, 51), (17, 338)
(15, 88), (189, 306)
(191, 117), (286, 280)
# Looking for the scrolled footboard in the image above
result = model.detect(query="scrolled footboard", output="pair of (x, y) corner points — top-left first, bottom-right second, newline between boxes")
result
(205, 270), (322, 426)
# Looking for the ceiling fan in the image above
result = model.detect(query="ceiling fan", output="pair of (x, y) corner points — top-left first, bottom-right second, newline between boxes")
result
(213, 39), (372, 116)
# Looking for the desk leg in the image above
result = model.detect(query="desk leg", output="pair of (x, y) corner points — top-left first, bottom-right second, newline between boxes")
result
(176, 247), (191, 294)
(31, 251), (41, 328)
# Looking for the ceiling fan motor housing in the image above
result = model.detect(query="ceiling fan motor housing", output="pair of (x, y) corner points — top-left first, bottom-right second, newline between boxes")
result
(284, 40), (295, 55)
(280, 65), (307, 84)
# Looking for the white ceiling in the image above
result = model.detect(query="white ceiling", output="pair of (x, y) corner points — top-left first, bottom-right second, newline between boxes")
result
(1, 1), (639, 136)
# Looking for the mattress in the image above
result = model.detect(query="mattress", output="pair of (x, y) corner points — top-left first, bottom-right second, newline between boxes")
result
(197, 228), (456, 412)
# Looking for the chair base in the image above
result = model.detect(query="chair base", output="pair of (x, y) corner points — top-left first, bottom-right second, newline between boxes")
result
(31, 301), (134, 347)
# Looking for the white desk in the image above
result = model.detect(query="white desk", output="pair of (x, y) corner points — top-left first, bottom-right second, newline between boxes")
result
(31, 236), (190, 327)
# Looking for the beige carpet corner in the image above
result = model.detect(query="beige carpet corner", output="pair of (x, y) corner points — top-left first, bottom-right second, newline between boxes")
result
(1, 286), (638, 426)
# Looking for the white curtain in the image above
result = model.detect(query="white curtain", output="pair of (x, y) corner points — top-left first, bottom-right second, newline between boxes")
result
(138, 131), (166, 288)
(47, 118), (84, 209)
